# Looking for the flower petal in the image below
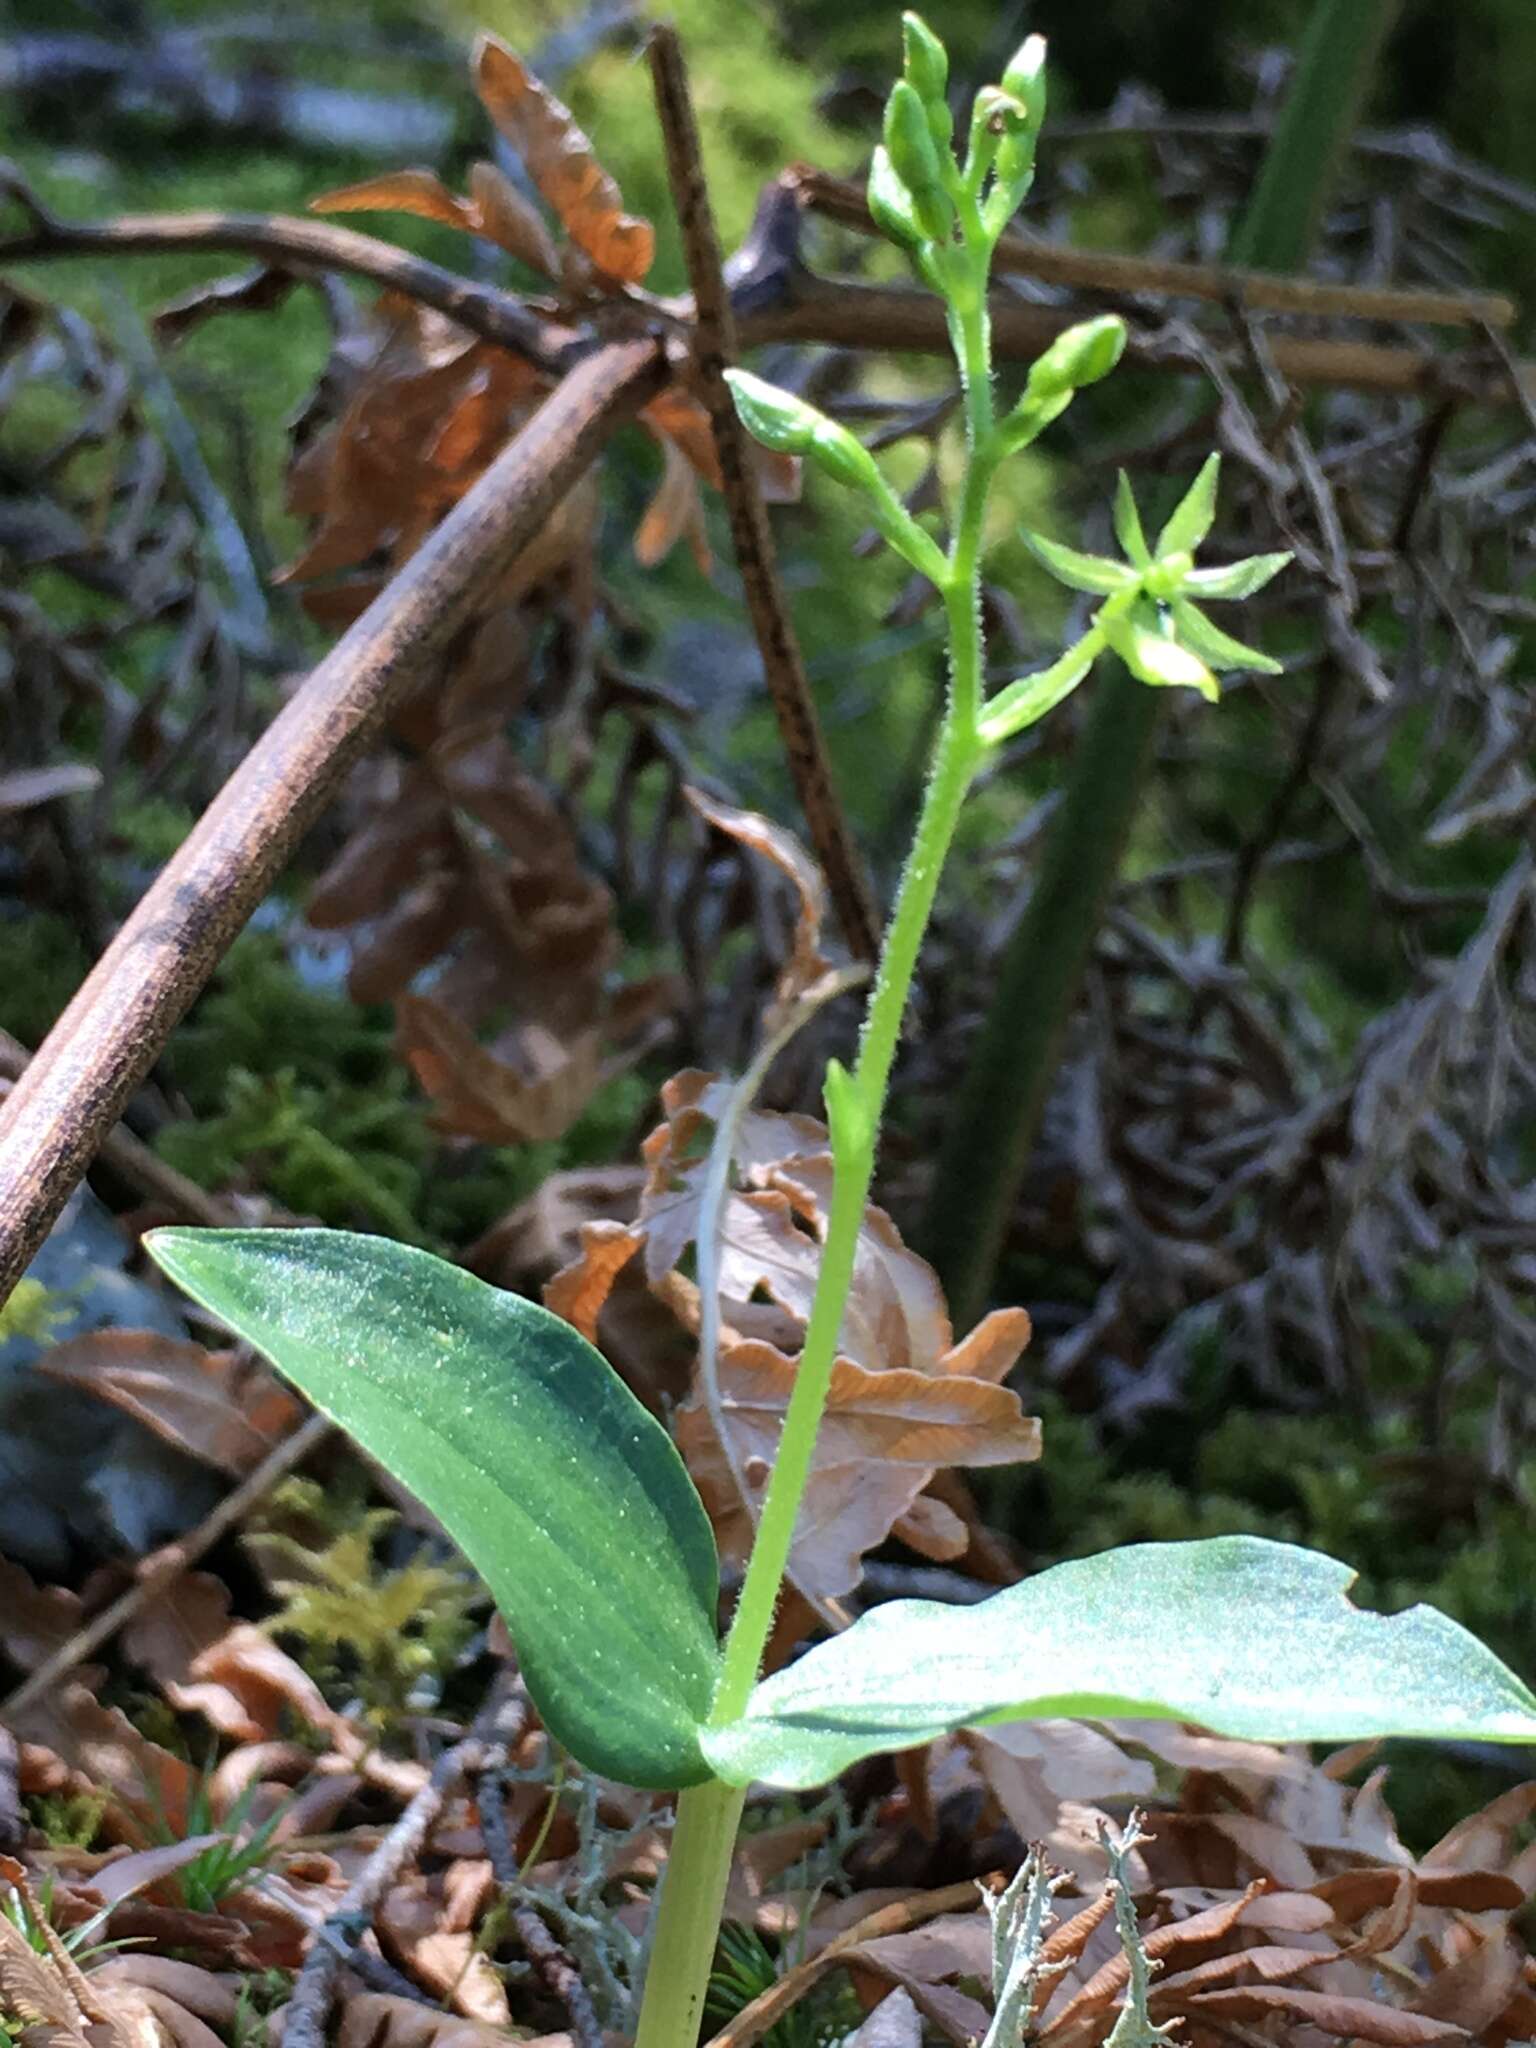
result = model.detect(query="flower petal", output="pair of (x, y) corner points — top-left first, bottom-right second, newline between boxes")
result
(1183, 551), (1293, 601)
(1155, 452), (1222, 556)
(1113, 472), (1151, 568)
(1171, 599), (1284, 674)
(1020, 529), (1140, 595)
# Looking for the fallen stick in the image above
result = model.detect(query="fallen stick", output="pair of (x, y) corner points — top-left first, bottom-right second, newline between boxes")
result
(0, 338), (668, 1301)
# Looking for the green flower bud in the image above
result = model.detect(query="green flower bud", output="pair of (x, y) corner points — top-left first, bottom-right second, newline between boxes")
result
(902, 13), (949, 105)
(867, 144), (923, 252)
(1024, 315), (1127, 402)
(725, 370), (881, 495)
(901, 13), (952, 146)
(1000, 33), (1048, 127)
(883, 80), (953, 240)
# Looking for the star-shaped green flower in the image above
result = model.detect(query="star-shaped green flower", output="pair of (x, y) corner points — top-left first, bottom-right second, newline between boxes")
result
(1021, 455), (1291, 702)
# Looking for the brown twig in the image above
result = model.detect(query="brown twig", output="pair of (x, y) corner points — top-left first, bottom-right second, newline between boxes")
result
(647, 28), (879, 965)
(476, 1733), (603, 2048)
(0, 338), (669, 1303)
(794, 167), (1518, 330)
(742, 269), (1536, 409)
(0, 1031), (234, 1228)
(9, 164), (1528, 411)
(701, 1876), (995, 2048)
(280, 1687), (529, 2048)
(0, 1411), (333, 1721)
(0, 157), (568, 369)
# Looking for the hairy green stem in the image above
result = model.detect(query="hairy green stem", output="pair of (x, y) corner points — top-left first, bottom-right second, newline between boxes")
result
(713, 247), (996, 1725)
(632, 1777), (746, 2048)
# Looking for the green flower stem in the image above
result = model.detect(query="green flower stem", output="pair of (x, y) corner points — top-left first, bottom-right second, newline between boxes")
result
(632, 1777), (746, 2048)
(712, 233), (997, 1732)
(712, 699), (984, 1725)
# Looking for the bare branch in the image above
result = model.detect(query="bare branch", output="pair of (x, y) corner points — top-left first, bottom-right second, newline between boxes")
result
(0, 339), (669, 1301)
(647, 28), (879, 964)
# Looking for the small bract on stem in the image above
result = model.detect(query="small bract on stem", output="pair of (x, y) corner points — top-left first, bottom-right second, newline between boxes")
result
(138, 17), (1536, 2048)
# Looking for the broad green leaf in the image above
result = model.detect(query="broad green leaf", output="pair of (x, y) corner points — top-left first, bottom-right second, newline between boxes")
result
(701, 1537), (1536, 1789)
(1171, 598), (1284, 675)
(1183, 551), (1293, 600)
(147, 1229), (721, 1789)
(1019, 530), (1140, 596)
(1154, 452), (1222, 557)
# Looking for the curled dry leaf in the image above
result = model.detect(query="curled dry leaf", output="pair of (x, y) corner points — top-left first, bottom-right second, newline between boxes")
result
(397, 999), (606, 1147)
(687, 792), (836, 1022)
(635, 437), (712, 573)
(544, 1069), (1038, 1604)
(6, 1683), (196, 1842)
(37, 1331), (303, 1476)
(120, 1571), (341, 1746)
(311, 165), (561, 279)
(0, 1556), (84, 1673)
(1181, 1985), (1465, 2043)
(473, 33), (654, 286)
(334, 1993), (516, 2048)
(378, 1877), (511, 2026)
(676, 1341), (1039, 1602)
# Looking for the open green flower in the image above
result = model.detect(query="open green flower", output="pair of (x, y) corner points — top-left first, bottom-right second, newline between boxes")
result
(1021, 455), (1291, 702)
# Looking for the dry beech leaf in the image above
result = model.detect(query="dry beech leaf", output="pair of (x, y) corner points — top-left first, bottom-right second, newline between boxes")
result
(1152, 1944), (1334, 2003)
(641, 388), (725, 492)
(6, 1683), (196, 1840)
(543, 1221), (648, 1345)
(686, 791), (834, 1017)
(543, 1066), (1039, 1600)
(635, 437), (712, 573)
(473, 33), (654, 285)
(38, 1331), (302, 1476)
(121, 1574), (340, 1746)
(0, 1557), (84, 1672)
(466, 160), (561, 277)
(310, 168), (480, 235)
(334, 1993), (514, 2048)
(675, 1340), (1041, 1602)
(1411, 1931), (1525, 2032)
(397, 995), (605, 1146)
(378, 1880), (510, 2025)
(1041, 1883), (1268, 2041)
(1181, 1985), (1465, 2043)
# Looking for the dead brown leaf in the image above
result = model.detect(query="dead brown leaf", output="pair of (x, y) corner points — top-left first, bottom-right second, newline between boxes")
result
(1181, 1984), (1466, 2042)
(37, 1332), (302, 1476)
(396, 996), (605, 1146)
(687, 792), (835, 1020)
(473, 34), (654, 285)
(676, 1333), (1037, 1600)
(635, 438), (712, 572)
(335, 1992), (515, 2048)
(0, 1559), (83, 1673)
(122, 1575), (339, 1746)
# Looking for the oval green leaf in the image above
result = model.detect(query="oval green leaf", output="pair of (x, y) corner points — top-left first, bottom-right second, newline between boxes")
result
(701, 1536), (1536, 1788)
(147, 1228), (721, 1788)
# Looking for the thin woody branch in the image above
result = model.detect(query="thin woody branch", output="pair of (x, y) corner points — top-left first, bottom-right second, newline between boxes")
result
(0, 156), (568, 368)
(5, 161), (1530, 408)
(0, 338), (669, 1301)
(647, 27), (880, 966)
(793, 166), (1517, 332)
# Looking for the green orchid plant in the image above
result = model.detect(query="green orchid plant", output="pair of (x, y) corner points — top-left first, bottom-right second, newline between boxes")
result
(144, 16), (1536, 2046)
